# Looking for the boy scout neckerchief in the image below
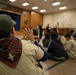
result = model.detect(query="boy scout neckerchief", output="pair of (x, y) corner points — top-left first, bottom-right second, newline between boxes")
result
(0, 36), (22, 68)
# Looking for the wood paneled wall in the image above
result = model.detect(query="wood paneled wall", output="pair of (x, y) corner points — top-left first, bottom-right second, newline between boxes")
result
(2, 5), (43, 31)
(58, 28), (70, 35)
(20, 11), (43, 31)
(43, 28), (70, 35)
(30, 12), (43, 28)
(20, 12), (30, 31)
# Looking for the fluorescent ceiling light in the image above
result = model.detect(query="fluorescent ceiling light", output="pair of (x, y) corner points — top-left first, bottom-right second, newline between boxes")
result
(9, 0), (16, 2)
(44, 0), (47, 1)
(32, 6), (38, 10)
(59, 6), (66, 10)
(40, 9), (46, 12)
(52, 2), (60, 6)
(22, 2), (29, 6)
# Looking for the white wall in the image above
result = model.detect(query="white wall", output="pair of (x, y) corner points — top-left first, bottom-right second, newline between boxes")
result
(43, 9), (76, 28)
(43, 13), (54, 28)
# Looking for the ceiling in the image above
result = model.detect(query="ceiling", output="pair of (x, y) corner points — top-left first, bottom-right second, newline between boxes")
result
(9, 0), (76, 14)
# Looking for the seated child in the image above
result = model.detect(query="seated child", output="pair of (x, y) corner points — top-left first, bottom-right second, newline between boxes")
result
(42, 32), (51, 47)
(59, 34), (66, 44)
(47, 31), (68, 61)
(64, 32), (76, 59)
